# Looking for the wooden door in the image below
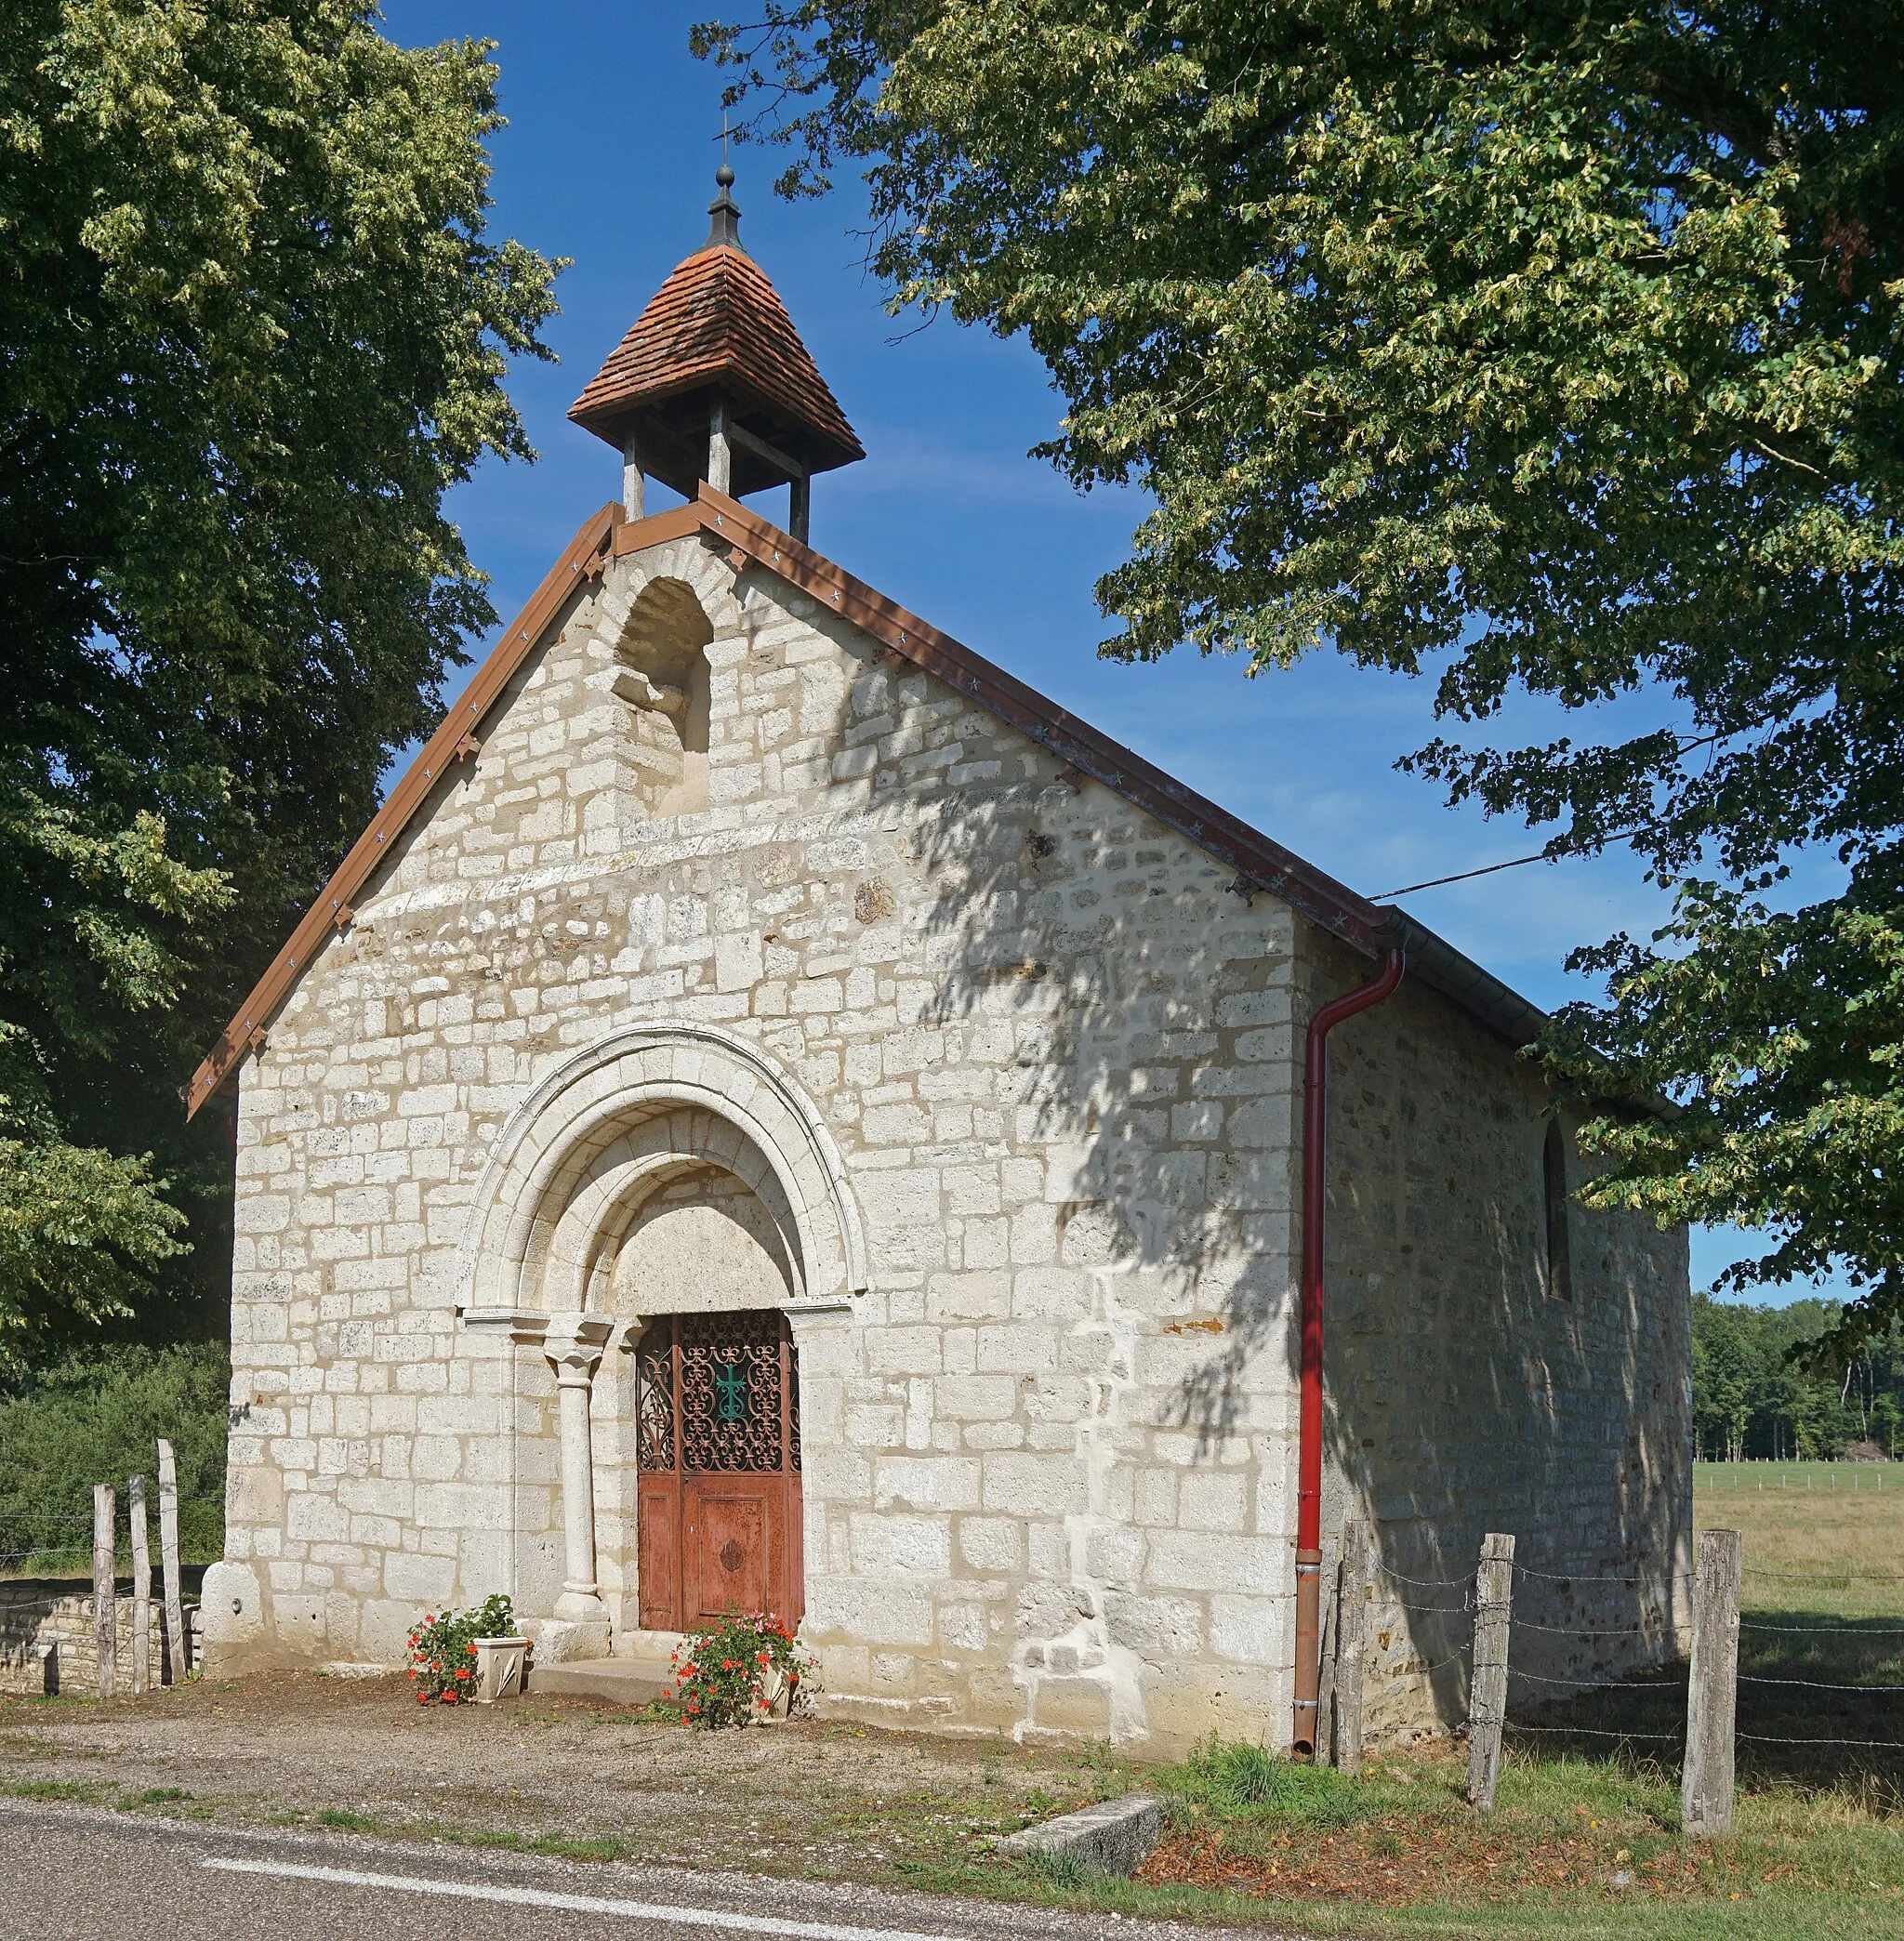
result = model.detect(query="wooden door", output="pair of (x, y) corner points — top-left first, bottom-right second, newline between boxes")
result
(634, 1312), (802, 1632)
(684, 1480), (774, 1620)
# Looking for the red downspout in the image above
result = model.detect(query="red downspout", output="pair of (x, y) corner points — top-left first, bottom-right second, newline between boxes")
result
(1292, 944), (1405, 1755)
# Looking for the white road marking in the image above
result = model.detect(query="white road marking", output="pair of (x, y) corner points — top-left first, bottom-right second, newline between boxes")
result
(201, 1856), (967, 1941)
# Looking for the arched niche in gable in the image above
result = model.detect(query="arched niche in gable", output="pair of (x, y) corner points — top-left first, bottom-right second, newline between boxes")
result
(608, 574), (715, 816)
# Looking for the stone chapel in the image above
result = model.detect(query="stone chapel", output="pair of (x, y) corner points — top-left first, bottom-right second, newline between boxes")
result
(192, 167), (1693, 1753)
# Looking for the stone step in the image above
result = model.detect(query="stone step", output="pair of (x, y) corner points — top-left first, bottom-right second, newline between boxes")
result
(526, 1655), (677, 1706)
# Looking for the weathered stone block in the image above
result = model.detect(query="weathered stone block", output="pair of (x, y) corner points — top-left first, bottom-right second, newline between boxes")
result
(998, 1795), (1164, 1876)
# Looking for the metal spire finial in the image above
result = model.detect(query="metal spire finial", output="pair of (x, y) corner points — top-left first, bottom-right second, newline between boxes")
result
(706, 111), (742, 250)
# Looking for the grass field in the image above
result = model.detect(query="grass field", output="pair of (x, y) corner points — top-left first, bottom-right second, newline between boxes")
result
(1697, 1462), (1904, 1619)
(1689, 1460), (1904, 1817)
(1696, 1459), (1899, 1497)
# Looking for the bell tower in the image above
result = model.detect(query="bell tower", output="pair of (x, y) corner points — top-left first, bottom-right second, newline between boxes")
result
(567, 165), (864, 545)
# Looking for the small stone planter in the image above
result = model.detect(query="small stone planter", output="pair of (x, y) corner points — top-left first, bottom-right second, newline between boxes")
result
(757, 1661), (790, 1720)
(472, 1635), (528, 1703)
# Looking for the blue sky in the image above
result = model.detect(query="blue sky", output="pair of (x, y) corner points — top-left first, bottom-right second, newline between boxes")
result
(383, 0), (1823, 1304)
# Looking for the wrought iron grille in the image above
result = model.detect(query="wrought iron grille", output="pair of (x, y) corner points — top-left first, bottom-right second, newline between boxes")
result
(636, 1327), (675, 1472)
(635, 1313), (800, 1474)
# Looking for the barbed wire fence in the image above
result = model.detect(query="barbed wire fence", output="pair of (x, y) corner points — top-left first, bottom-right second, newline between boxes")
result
(1324, 1520), (1904, 1833)
(1316, 1527), (1484, 1775)
(0, 1443), (215, 1697)
(1728, 1558), (1904, 1780)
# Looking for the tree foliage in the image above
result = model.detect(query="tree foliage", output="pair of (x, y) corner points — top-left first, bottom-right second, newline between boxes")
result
(697, 0), (1904, 1342)
(0, 3), (559, 1363)
(1691, 1295), (1904, 1462)
(0, 1340), (231, 1568)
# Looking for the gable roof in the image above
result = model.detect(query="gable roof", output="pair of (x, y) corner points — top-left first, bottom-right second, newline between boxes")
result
(183, 484), (1542, 1118)
(567, 245), (864, 493)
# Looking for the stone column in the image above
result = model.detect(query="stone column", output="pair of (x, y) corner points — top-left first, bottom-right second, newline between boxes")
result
(621, 432), (645, 520)
(544, 1314), (615, 1630)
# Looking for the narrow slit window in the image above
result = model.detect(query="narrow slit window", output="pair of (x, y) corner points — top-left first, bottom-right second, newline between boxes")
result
(1543, 1120), (1573, 1301)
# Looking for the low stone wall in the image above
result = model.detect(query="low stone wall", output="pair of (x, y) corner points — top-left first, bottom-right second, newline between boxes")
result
(0, 1578), (200, 1697)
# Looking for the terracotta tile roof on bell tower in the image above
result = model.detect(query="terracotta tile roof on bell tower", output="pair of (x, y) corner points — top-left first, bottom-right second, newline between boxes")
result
(567, 169), (863, 501)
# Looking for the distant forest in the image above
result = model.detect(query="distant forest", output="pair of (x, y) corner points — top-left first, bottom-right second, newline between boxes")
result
(1692, 1294), (1904, 1461)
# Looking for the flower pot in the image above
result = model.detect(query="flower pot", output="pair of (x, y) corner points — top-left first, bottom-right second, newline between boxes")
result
(472, 1634), (529, 1703)
(757, 1661), (791, 1721)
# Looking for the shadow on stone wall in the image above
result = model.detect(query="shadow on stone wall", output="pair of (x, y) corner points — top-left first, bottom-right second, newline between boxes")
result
(878, 678), (1687, 1739)
(1308, 927), (1693, 1736)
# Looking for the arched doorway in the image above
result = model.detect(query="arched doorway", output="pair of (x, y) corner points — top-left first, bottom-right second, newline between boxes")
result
(456, 1023), (864, 1645)
(605, 1158), (804, 1630)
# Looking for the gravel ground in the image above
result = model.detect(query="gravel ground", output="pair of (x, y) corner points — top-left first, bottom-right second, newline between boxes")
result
(0, 1674), (1126, 1885)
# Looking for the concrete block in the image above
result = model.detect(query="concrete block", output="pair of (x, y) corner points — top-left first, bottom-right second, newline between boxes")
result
(998, 1795), (1165, 1875)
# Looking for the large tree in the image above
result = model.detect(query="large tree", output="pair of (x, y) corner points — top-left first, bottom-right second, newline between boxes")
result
(0, 2), (558, 1366)
(700, 0), (1904, 1346)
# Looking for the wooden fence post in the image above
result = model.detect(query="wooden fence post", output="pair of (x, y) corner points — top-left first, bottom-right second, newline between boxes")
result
(1335, 1519), (1370, 1775)
(157, 1439), (186, 1683)
(1682, 1526), (1742, 1837)
(1465, 1531), (1515, 1810)
(128, 1474), (151, 1697)
(91, 1484), (116, 1701)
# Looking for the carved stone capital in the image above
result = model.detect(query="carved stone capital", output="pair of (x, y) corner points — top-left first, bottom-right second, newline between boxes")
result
(543, 1312), (614, 1389)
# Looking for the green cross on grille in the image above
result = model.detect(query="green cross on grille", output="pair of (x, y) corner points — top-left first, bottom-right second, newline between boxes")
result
(714, 1361), (748, 1423)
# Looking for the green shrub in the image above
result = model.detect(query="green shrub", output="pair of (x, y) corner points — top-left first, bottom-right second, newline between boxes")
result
(1163, 1736), (1370, 1829)
(0, 1341), (227, 1572)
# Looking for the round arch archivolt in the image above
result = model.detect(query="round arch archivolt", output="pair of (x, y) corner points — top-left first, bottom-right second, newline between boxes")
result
(456, 1021), (868, 1318)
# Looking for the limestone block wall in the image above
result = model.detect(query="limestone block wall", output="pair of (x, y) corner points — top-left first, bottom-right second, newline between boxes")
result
(1304, 927), (1693, 1743)
(0, 1578), (193, 1696)
(218, 529), (1313, 1751)
(215, 520), (1689, 1753)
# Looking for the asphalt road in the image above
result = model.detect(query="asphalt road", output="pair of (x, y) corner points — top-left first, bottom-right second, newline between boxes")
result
(0, 1802), (1283, 1941)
